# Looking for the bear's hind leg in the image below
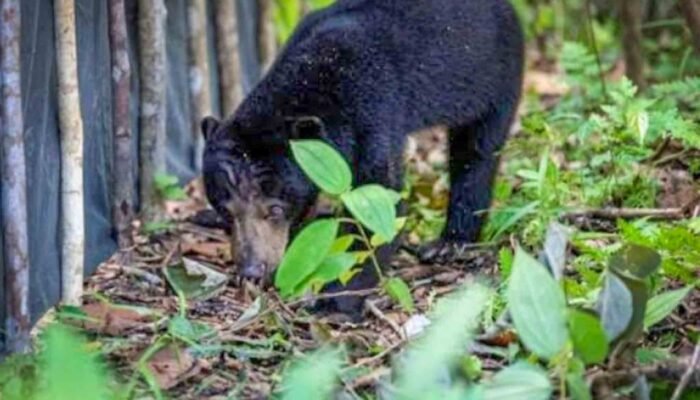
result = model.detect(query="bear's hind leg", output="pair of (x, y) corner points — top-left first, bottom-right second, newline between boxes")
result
(419, 103), (516, 264)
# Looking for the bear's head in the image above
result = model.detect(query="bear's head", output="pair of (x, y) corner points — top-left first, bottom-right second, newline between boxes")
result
(200, 115), (325, 283)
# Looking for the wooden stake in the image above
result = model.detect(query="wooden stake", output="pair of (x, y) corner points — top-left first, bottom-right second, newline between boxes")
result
(54, 0), (86, 306)
(138, 0), (168, 218)
(258, 0), (278, 73)
(620, 0), (646, 89)
(214, 0), (244, 116)
(109, 0), (134, 248)
(187, 0), (212, 170)
(0, 0), (31, 352)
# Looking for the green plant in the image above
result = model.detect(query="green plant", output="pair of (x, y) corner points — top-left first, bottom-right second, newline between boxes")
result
(0, 324), (118, 400)
(154, 173), (187, 201)
(275, 140), (414, 311)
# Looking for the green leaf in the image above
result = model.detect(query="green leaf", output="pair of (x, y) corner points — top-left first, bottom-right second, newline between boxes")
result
(275, 219), (339, 297)
(507, 247), (568, 360)
(566, 358), (592, 400)
(311, 253), (358, 284)
(482, 362), (552, 400)
(168, 316), (215, 345)
(384, 277), (415, 313)
(279, 347), (344, 400)
(644, 286), (692, 329)
(291, 140), (352, 195)
(341, 185), (398, 242)
(37, 324), (112, 400)
(163, 258), (229, 301)
(329, 235), (354, 254)
(609, 244), (661, 280)
(394, 283), (492, 399)
(597, 272), (633, 342)
(568, 309), (609, 365)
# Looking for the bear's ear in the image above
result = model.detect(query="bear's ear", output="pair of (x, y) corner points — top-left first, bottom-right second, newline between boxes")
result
(286, 116), (326, 140)
(201, 116), (221, 141)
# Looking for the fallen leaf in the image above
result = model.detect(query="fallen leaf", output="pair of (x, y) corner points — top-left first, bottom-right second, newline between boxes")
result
(75, 303), (159, 336)
(145, 345), (203, 390)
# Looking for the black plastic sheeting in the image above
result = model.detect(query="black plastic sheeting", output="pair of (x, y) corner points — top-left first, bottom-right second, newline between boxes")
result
(0, 0), (261, 353)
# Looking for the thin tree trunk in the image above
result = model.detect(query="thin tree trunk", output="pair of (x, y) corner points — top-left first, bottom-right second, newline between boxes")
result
(214, 0), (244, 116)
(109, 0), (134, 248)
(620, 0), (646, 89)
(680, 0), (700, 54)
(258, 0), (278, 73)
(54, 0), (86, 306)
(0, 0), (31, 353)
(187, 0), (212, 171)
(138, 0), (168, 218)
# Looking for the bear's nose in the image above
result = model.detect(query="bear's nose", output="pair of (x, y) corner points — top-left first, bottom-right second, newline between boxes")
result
(240, 262), (266, 281)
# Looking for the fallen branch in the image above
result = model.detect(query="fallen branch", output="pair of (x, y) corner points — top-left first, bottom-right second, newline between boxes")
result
(563, 207), (686, 221)
(366, 299), (405, 340)
(590, 355), (700, 397)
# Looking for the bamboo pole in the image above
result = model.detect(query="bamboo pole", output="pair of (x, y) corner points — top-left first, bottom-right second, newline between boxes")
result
(109, 0), (134, 248)
(214, 0), (244, 116)
(187, 0), (212, 170)
(138, 0), (168, 218)
(680, 0), (700, 54)
(0, 0), (31, 352)
(54, 0), (86, 306)
(258, 0), (278, 73)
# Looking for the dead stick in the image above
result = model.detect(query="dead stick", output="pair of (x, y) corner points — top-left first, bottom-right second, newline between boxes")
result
(563, 207), (685, 220)
(366, 299), (405, 340)
(671, 343), (700, 400)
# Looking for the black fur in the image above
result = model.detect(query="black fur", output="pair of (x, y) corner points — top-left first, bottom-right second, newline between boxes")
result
(203, 0), (524, 313)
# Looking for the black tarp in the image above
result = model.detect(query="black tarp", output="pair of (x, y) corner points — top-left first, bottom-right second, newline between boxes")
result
(1, 0), (261, 353)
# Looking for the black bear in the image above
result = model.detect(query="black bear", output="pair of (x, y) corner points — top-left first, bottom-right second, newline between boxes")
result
(201, 0), (524, 311)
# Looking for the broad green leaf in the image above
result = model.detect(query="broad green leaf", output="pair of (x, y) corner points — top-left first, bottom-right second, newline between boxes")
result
(384, 277), (415, 313)
(163, 258), (228, 300)
(609, 244), (661, 280)
(394, 283), (491, 400)
(279, 347), (344, 400)
(291, 140), (352, 195)
(507, 248), (568, 360)
(275, 219), (339, 297)
(341, 185), (398, 242)
(597, 272), (633, 342)
(329, 235), (354, 254)
(37, 324), (112, 400)
(644, 286), (692, 329)
(311, 253), (357, 284)
(567, 309), (609, 365)
(482, 362), (552, 400)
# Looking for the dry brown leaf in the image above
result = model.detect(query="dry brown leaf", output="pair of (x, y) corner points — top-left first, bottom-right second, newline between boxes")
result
(146, 345), (203, 390)
(79, 303), (157, 336)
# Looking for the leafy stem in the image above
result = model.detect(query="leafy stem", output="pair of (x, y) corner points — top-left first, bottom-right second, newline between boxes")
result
(338, 217), (386, 284)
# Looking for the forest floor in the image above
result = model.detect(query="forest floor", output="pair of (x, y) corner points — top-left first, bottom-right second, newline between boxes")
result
(40, 55), (700, 399)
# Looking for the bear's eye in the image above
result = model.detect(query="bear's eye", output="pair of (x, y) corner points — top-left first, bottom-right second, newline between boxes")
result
(267, 205), (286, 220)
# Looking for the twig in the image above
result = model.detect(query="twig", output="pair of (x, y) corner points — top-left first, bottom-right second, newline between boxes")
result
(590, 355), (700, 396)
(563, 207), (686, 221)
(366, 299), (405, 340)
(347, 367), (391, 390)
(120, 266), (163, 286)
(671, 343), (700, 400)
(344, 338), (407, 372)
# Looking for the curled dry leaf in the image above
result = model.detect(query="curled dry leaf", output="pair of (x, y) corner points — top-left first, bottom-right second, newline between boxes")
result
(78, 303), (159, 336)
(146, 345), (204, 390)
